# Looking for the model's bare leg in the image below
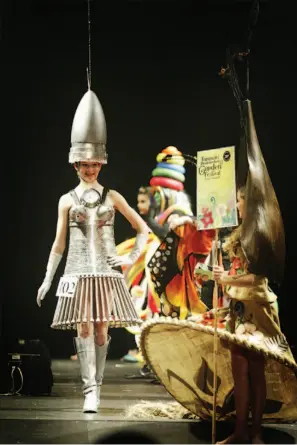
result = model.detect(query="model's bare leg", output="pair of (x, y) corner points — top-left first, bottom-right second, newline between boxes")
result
(71, 321), (95, 358)
(77, 322), (94, 338)
(94, 321), (109, 346)
(248, 351), (266, 444)
(217, 345), (250, 444)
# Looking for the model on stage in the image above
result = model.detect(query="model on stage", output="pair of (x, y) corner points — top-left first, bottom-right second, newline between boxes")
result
(117, 146), (195, 370)
(119, 146), (215, 322)
(117, 147), (215, 374)
(36, 89), (149, 413)
(212, 183), (291, 444)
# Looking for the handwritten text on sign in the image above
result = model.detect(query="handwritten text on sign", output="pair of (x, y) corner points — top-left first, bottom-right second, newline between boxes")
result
(56, 276), (78, 298)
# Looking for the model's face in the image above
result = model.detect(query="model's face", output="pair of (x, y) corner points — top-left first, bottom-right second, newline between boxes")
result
(137, 193), (150, 215)
(76, 162), (102, 182)
(236, 190), (246, 219)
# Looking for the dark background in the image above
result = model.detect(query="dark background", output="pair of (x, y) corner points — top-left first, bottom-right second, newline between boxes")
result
(2, 0), (296, 359)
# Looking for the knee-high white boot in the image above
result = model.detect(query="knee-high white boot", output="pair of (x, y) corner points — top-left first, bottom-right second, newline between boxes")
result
(74, 336), (97, 413)
(95, 335), (111, 408)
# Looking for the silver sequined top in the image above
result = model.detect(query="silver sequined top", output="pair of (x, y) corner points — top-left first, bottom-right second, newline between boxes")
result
(64, 188), (122, 277)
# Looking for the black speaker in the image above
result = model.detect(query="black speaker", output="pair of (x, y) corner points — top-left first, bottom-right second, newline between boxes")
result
(0, 338), (53, 395)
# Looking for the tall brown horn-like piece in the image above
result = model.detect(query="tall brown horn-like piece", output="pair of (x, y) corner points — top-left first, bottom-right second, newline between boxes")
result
(241, 100), (285, 283)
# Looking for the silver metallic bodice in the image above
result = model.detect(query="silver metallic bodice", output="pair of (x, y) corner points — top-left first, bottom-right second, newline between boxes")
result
(64, 188), (120, 276)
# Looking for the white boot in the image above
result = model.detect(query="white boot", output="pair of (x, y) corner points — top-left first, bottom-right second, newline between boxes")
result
(95, 335), (111, 408)
(83, 391), (97, 413)
(74, 336), (98, 413)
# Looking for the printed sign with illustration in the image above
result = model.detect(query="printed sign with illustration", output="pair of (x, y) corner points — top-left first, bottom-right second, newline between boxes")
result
(196, 146), (238, 230)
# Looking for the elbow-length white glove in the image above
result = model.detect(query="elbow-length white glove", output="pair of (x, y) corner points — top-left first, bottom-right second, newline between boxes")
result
(37, 252), (62, 307)
(107, 232), (148, 267)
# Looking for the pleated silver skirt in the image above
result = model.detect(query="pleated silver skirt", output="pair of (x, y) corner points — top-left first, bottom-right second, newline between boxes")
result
(51, 274), (141, 330)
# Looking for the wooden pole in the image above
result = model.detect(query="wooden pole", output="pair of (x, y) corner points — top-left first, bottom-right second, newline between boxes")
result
(212, 228), (219, 444)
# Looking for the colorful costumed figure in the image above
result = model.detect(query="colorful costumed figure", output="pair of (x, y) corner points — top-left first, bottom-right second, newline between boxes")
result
(36, 88), (149, 413)
(119, 146), (215, 324)
(146, 146), (216, 320)
(117, 146), (196, 366)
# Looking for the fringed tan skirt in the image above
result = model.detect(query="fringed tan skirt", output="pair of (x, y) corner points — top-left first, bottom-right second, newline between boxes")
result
(51, 273), (141, 330)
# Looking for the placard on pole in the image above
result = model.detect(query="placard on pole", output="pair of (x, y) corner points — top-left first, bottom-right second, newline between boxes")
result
(196, 145), (238, 444)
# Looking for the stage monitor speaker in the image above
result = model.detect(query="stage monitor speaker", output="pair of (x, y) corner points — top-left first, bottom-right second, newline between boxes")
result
(0, 337), (53, 395)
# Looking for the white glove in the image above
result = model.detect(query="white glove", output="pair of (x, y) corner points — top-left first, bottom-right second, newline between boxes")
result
(169, 215), (196, 231)
(107, 253), (134, 268)
(37, 252), (62, 307)
(108, 232), (148, 268)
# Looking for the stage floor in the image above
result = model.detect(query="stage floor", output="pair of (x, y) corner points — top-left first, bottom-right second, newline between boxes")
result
(0, 359), (296, 444)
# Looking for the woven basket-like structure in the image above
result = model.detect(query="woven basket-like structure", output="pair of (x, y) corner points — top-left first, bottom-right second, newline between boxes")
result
(140, 318), (297, 422)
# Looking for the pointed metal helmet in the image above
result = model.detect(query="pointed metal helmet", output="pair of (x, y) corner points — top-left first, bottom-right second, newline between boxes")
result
(69, 89), (107, 164)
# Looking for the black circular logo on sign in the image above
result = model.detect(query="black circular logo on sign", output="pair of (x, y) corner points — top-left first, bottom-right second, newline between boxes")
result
(223, 150), (231, 161)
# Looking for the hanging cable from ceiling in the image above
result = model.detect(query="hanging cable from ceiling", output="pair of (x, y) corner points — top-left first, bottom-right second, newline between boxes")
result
(86, 0), (92, 90)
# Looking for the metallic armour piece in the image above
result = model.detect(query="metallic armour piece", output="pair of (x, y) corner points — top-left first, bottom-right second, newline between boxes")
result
(65, 189), (117, 276)
(69, 90), (107, 164)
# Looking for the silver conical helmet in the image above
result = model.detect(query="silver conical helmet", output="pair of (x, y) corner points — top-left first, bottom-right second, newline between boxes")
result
(69, 89), (107, 164)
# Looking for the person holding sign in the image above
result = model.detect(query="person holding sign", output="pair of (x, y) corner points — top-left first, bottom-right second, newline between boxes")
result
(36, 89), (149, 413)
(210, 39), (296, 443)
(212, 184), (291, 444)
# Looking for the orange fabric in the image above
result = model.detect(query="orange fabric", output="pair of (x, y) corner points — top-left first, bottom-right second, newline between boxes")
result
(159, 225), (215, 319)
(148, 289), (159, 314)
(176, 225), (214, 264)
